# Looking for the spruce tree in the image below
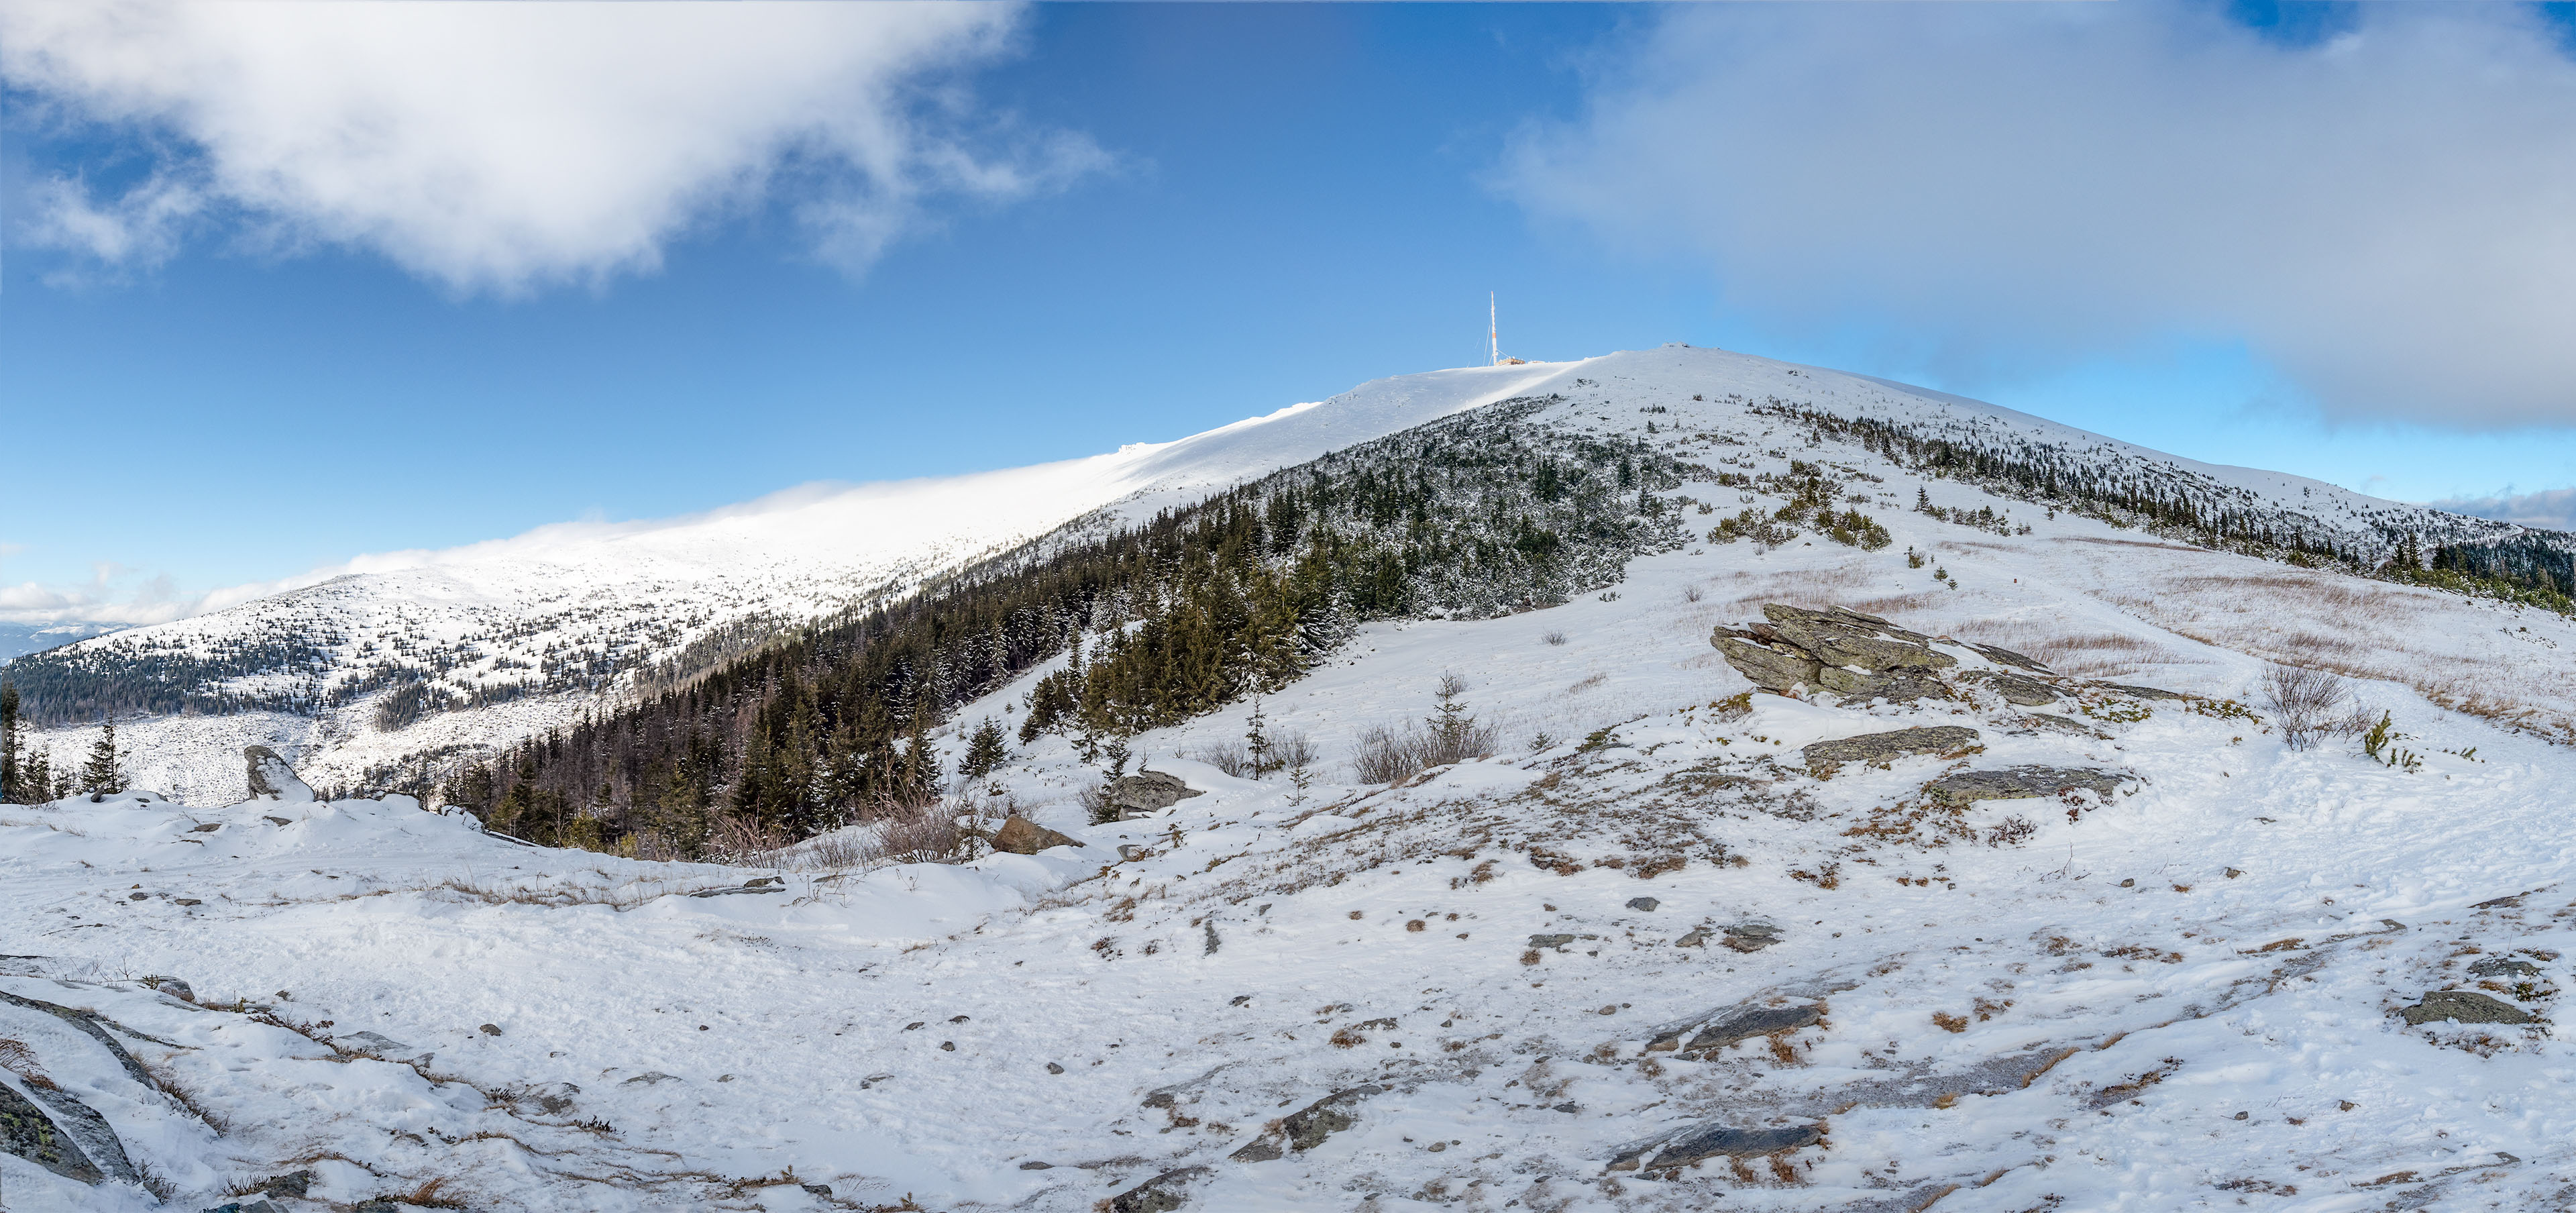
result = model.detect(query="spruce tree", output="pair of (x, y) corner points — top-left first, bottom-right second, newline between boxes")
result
(0, 681), (21, 804)
(958, 718), (1008, 784)
(79, 719), (127, 799)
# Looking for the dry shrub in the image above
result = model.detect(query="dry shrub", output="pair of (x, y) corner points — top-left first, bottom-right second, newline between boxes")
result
(2261, 664), (2349, 751)
(1715, 564), (1874, 616)
(0, 1039), (56, 1089)
(1185, 738), (1255, 778)
(1931, 1012), (1968, 1033)
(1847, 592), (1944, 618)
(1352, 718), (1498, 784)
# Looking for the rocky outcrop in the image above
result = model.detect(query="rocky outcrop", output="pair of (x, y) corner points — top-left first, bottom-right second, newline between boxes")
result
(1106, 1165), (1211, 1212)
(1712, 604), (1955, 702)
(1960, 669), (2062, 706)
(1964, 643), (2053, 674)
(1802, 726), (1980, 776)
(0, 1079), (102, 1184)
(990, 815), (1083, 855)
(2100, 683), (2187, 701)
(1648, 1000), (1823, 1057)
(1109, 772), (1204, 821)
(1924, 767), (2128, 805)
(1611, 1120), (1824, 1171)
(243, 746), (313, 802)
(2399, 990), (2532, 1026)
(1232, 1085), (1385, 1161)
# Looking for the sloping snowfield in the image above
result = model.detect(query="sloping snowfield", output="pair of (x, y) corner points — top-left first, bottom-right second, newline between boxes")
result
(9, 348), (2576, 1211)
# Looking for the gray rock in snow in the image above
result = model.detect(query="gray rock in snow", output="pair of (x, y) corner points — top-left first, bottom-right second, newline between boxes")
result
(1658, 1002), (1823, 1057)
(1528, 933), (1580, 950)
(1815, 665), (1950, 704)
(1801, 726), (1980, 776)
(1613, 1121), (1823, 1171)
(1626, 897), (1660, 912)
(621, 1071), (680, 1085)
(2019, 713), (2106, 738)
(2400, 990), (2532, 1026)
(1711, 633), (1821, 694)
(1106, 1165), (1212, 1213)
(2100, 683), (2188, 701)
(991, 814), (1083, 854)
(242, 745), (313, 801)
(1965, 642), (2053, 674)
(1232, 1086), (1387, 1162)
(1109, 772), (1204, 820)
(1759, 604), (1953, 672)
(1960, 668), (2063, 706)
(1925, 766), (2128, 805)
(0, 1079), (103, 1184)
(524, 1081), (578, 1114)
(140, 975), (194, 1002)
(254, 1169), (317, 1198)
(1721, 922), (1782, 952)
(198, 1203), (280, 1213)
(2469, 957), (2544, 978)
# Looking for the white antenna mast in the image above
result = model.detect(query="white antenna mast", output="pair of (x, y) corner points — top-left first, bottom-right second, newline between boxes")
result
(1489, 292), (1499, 366)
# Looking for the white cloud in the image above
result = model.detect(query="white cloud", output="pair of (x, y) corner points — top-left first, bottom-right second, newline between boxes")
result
(1, 0), (1103, 292)
(0, 562), (195, 627)
(2430, 488), (2576, 533)
(1503, 5), (2576, 429)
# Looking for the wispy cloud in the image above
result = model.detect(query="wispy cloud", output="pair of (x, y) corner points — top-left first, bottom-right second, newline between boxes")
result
(2430, 488), (2576, 533)
(1, 1), (1105, 293)
(0, 562), (197, 627)
(1503, 5), (2576, 429)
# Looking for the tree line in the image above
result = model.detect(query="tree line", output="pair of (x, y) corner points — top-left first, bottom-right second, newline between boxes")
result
(420, 397), (1693, 858)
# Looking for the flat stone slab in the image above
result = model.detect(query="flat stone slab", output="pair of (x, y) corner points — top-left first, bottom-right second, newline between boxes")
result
(2100, 683), (2186, 700)
(1925, 766), (2127, 805)
(1649, 1002), (1823, 1057)
(2469, 957), (2544, 978)
(1615, 1121), (1823, 1170)
(2400, 990), (2533, 1026)
(1962, 669), (2061, 706)
(1803, 726), (1979, 776)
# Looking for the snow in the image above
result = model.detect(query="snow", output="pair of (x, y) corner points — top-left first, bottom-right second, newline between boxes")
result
(9, 346), (2576, 1210)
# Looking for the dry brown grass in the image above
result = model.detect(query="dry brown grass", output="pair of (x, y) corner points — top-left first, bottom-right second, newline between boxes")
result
(1712, 564), (1877, 616)
(0, 1038), (56, 1089)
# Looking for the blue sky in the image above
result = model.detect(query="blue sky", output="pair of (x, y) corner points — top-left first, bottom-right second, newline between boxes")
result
(8, 2), (2576, 625)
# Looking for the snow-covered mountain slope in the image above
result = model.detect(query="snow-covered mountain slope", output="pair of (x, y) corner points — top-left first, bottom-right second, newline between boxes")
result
(12, 484), (2576, 1211)
(8, 360), (1573, 800)
(17, 344), (2568, 809)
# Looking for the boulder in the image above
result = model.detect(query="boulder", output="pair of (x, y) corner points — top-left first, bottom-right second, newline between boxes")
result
(1924, 767), (2127, 806)
(1721, 922), (1782, 952)
(1760, 605), (1949, 669)
(1626, 897), (1660, 912)
(1711, 633), (1822, 693)
(990, 815), (1083, 855)
(1961, 669), (2062, 706)
(256, 1169), (317, 1198)
(242, 746), (313, 802)
(1813, 666), (1949, 704)
(1109, 772), (1203, 821)
(1802, 726), (1980, 776)
(141, 975), (195, 1002)
(2400, 990), (2532, 1026)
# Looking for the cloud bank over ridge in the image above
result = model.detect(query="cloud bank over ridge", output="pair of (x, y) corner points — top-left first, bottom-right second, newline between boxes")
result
(1504, 4), (2576, 430)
